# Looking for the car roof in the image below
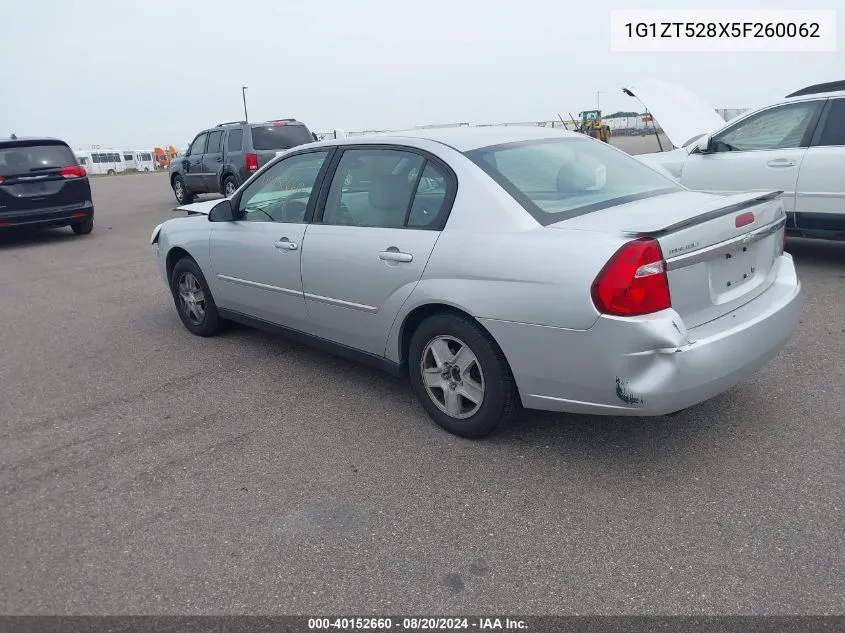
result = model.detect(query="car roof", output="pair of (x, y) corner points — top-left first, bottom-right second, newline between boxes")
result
(321, 126), (581, 152)
(0, 136), (69, 145)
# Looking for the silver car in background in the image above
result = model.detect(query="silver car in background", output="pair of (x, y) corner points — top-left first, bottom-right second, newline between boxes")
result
(151, 127), (801, 438)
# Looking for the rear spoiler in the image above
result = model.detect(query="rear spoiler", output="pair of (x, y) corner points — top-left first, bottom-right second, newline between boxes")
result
(621, 191), (783, 236)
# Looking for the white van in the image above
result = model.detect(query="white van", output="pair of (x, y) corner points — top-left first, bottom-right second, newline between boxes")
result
(75, 150), (127, 176)
(131, 150), (156, 172)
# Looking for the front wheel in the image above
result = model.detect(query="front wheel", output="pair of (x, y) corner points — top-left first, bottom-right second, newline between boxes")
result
(170, 258), (224, 336)
(408, 313), (519, 438)
(172, 175), (194, 205)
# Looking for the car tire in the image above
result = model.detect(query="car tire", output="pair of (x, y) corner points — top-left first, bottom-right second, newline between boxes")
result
(70, 216), (94, 235)
(408, 312), (519, 438)
(223, 176), (238, 197)
(172, 175), (194, 205)
(107, 169), (115, 176)
(170, 257), (224, 337)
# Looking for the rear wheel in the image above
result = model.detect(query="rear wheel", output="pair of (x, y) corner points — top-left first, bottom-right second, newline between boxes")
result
(107, 169), (115, 176)
(170, 258), (224, 336)
(408, 313), (519, 438)
(223, 176), (238, 197)
(172, 175), (194, 204)
(70, 216), (94, 235)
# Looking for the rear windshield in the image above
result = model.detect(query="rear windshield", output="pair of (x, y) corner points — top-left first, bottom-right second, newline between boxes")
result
(0, 142), (78, 176)
(464, 137), (680, 225)
(250, 124), (313, 150)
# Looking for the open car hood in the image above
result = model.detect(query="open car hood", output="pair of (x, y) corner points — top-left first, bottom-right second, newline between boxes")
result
(623, 79), (726, 149)
(175, 199), (220, 215)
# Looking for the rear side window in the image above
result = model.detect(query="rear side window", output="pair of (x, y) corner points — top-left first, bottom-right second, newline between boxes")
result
(0, 142), (78, 176)
(227, 128), (244, 152)
(250, 124), (313, 150)
(206, 131), (223, 153)
(816, 99), (845, 146)
(465, 138), (680, 225)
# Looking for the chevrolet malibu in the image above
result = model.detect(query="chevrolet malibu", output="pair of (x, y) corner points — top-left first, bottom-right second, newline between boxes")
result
(151, 127), (801, 438)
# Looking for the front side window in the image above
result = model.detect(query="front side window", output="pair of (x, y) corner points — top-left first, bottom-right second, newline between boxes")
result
(711, 101), (822, 152)
(465, 137), (679, 225)
(815, 99), (845, 146)
(188, 134), (207, 156)
(237, 150), (330, 223)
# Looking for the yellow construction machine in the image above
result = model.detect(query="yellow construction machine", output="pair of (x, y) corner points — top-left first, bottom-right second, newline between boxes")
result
(570, 110), (611, 143)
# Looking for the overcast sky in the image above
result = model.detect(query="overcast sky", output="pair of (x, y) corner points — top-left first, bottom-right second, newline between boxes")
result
(1, 0), (841, 150)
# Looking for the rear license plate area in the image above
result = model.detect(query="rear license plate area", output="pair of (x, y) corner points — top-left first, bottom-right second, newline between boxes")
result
(16, 182), (49, 195)
(710, 243), (757, 291)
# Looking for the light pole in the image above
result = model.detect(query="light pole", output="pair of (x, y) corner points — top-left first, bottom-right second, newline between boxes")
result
(242, 86), (249, 123)
(597, 91), (601, 112)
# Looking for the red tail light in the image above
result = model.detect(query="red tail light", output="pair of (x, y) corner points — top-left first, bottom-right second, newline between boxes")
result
(271, 121), (288, 126)
(60, 165), (87, 178)
(591, 238), (671, 316)
(0, 176), (4, 184)
(245, 153), (259, 172)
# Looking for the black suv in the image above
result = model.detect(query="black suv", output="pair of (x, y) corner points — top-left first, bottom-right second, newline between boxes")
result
(0, 137), (94, 234)
(169, 119), (317, 204)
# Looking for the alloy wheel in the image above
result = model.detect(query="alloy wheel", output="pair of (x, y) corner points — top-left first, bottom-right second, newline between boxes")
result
(177, 272), (206, 325)
(420, 335), (485, 419)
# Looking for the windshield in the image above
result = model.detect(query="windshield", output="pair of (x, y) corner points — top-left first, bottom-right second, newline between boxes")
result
(465, 137), (680, 225)
(250, 124), (314, 150)
(0, 142), (78, 176)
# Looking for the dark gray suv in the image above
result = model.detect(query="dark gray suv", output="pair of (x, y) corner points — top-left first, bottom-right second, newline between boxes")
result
(169, 119), (317, 204)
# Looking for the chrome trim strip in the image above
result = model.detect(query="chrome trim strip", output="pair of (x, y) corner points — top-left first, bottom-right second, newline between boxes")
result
(794, 191), (843, 198)
(665, 216), (786, 271)
(304, 292), (378, 313)
(217, 274), (302, 298)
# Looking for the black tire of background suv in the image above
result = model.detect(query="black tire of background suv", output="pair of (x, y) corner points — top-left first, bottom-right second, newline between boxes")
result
(70, 216), (94, 235)
(223, 176), (238, 197)
(170, 257), (225, 337)
(408, 313), (520, 439)
(172, 175), (195, 205)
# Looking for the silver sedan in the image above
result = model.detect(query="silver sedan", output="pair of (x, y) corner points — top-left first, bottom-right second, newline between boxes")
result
(152, 127), (801, 438)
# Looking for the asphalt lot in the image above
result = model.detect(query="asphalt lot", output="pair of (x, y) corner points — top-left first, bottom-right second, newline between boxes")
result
(1, 140), (843, 615)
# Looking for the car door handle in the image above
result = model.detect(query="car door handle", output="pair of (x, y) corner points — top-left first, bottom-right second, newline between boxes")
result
(274, 238), (298, 250)
(215, 156), (223, 162)
(766, 159), (797, 168)
(379, 249), (413, 263)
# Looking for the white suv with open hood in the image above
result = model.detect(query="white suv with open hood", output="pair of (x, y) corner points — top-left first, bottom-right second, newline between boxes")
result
(625, 79), (845, 242)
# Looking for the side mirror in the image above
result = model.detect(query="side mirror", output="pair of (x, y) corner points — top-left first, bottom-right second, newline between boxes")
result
(694, 134), (712, 154)
(208, 199), (234, 222)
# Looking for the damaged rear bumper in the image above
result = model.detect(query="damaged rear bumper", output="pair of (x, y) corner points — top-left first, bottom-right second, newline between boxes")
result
(480, 254), (801, 416)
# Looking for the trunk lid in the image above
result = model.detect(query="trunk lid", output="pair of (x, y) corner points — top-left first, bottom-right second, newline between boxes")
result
(622, 79), (726, 148)
(551, 190), (787, 328)
(0, 141), (91, 214)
